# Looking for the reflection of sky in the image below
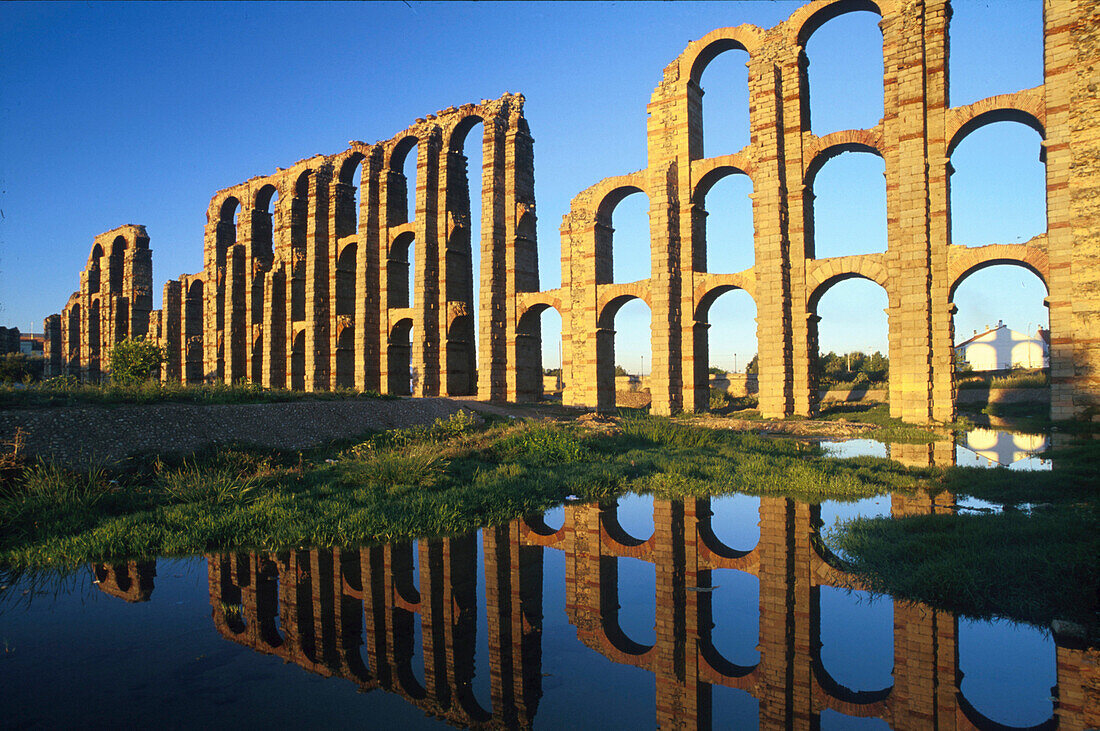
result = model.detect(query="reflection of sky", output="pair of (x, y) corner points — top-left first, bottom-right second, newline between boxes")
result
(959, 619), (1056, 727)
(821, 439), (888, 460)
(819, 496), (892, 562)
(708, 493), (761, 552)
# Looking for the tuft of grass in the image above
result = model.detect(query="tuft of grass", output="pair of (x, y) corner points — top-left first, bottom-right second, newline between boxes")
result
(492, 423), (589, 465)
(828, 508), (1098, 631)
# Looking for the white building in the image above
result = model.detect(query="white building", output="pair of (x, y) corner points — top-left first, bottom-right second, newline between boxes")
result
(955, 321), (1048, 371)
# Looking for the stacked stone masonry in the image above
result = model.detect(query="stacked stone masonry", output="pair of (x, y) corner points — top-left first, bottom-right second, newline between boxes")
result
(44, 0), (1100, 423)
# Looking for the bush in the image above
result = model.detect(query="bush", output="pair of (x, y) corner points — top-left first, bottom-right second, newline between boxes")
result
(0, 353), (44, 383)
(108, 338), (165, 385)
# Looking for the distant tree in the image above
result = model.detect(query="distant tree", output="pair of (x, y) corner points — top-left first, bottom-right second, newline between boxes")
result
(614, 365), (629, 377)
(746, 354), (759, 375)
(708, 366), (726, 376)
(543, 368), (561, 377)
(109, 337), (165, 385)
(0, 353), (44, 383)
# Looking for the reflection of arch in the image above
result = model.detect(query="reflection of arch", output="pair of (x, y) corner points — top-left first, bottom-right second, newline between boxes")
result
(810, 586), (894, 708)
(598, 557), (657, 660)
(947, 244), (1049, 302)
(956, 691), (1056, 731)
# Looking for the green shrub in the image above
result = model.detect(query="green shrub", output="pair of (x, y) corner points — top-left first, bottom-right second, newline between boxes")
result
(0, 353), (44, 383)
(108, 337), (165, 385)
(493, 424), (589, 464)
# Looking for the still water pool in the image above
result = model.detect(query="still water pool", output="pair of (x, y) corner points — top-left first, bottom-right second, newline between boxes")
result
(1, 481), (1081, 729)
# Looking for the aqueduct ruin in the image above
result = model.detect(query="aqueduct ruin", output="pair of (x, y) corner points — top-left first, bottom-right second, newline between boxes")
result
(44, 0), (1100, 423)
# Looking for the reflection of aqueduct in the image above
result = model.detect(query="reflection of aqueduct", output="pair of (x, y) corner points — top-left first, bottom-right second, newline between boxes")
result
(95, 470), (1098, 728)
(44, 0), (1099, 423)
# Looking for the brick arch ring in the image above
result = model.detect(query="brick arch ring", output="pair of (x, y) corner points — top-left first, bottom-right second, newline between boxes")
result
(948, 244), (1049, 302)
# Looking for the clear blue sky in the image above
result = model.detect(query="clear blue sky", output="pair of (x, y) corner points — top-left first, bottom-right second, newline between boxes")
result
(0, 1), (1046, 374)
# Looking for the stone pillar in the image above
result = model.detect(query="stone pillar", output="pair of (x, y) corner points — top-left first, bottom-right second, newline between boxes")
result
(305, 169), (332, 391)
(413, 132), (442, 397)
(162, 280), (182, 383)
(505, 109), (540, 403)
(1045, 0), (1100, 421)
(647, 162), (683, 416)
(478, 119), (509, 402)
(43, 314), (61, 378)
(884, 1), (936, 424)
(358, 148), (383, 392)
(758, 49), (798, 419)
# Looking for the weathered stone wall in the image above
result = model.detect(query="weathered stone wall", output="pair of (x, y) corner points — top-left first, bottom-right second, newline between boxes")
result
(551, 0), (1098, 422)
(44, 0), (1100, 423)
(44, 225), (152, 380)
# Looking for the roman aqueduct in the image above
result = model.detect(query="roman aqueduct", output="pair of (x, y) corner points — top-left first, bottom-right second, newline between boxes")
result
(44, 0), (1100, 423)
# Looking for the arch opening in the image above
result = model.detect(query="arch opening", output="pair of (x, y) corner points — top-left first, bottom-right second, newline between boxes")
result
(809, 277), (889, 413)
(801, 6), (884, 135)
(598, 296), (652, 411)
(390, 137), (418, 226)
(516, 303), (562, 402)
(337, 154), (364, 240)
(334, 242), (357, 388)
(952, 265), (1049, 417)
(446, 117), (485, 396)
(597, 188), (650, 285)
(108, 236), (126, 294)
(697, 169), (754, 274)
(388, 319), (413, 396)
(184, 280), (204, 384)
(697, 45), (750, 158)
(949, 122), (1045, 248)
(696, 287), (758, 412)
(808, 151), (886, 259)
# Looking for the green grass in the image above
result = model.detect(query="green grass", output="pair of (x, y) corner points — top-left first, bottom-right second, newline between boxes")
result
(814, 402), (955, 443)
(956, 369), (1049, 390)
(0, 412), (928, 569)
(0, 379), (394, 409)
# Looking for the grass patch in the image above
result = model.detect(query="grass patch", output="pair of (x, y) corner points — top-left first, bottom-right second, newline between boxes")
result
(0, 412), (927, 569)
(957, 369), (1049, 390)
(0, 379), (394, 409)
(828, 508), (1098, 631)
(815, 402), (952, 443)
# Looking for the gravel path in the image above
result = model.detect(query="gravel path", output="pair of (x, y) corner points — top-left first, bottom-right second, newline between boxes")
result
(0, 397), (477, 467)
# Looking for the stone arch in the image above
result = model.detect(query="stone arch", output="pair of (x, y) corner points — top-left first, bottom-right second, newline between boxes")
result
(684, 29), (762, 85)
(388, 134), (420, 225)
(596, 292), (652, 412)
(87, 243), (104, 294)
(945, 93), (1046, 158)
(334, 320), (355, 389)
(184, 279), (204, 384)
(516, 301), (562, 402)
(803, 134), (884, 188)
(589, 173), (648, 286)
(948, 246), (1049, 302)
(806, 255), (889, 303)
(216, 195), (241, 250)
(290, 328), (306, 391)
(692, 161), (755, 275)
(252, 183), (280, 262)
(787, 0), (889, 48)
(388, 317), (414, 396)
(693, 284), (758, 411)
(388, 230), (415, 309)
(804, 141), (887, 259)
(67, 302), (81, 372)
(108, 235), (126, 294)
(335, 151), (365, 240)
